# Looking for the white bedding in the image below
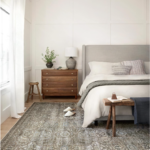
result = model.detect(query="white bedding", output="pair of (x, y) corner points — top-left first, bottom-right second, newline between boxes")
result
(79, 74), (150, 127)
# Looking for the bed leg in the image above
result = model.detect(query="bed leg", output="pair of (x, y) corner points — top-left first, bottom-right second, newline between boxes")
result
(94, 121), (98, 126)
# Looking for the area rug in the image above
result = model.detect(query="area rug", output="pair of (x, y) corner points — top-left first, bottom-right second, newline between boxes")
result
(1, 102), (149, 150)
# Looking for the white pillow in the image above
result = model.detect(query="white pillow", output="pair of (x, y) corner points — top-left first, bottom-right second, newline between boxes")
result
(144, 62), (150, 74)
(121, 60), (146, 75)
(89, 61), (121, 75)
(112, 65), (132, 75)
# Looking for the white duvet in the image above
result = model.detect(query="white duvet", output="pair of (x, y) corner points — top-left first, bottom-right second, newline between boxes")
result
(79, 74), (150, 127)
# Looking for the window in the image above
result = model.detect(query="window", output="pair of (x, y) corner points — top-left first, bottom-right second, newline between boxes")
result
(0, 7), (10, 88)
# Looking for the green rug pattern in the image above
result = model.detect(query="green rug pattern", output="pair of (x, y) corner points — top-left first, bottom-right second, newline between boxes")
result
(1, 102), (150, 150)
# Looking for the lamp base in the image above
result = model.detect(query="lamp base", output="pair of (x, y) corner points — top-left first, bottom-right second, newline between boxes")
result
(66, 57), (76, 69)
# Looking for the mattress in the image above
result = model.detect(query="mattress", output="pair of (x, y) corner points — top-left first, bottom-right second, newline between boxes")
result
(79, 74), (150, 127)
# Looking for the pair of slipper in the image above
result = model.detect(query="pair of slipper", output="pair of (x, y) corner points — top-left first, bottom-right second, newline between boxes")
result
(64, 107), (76, 117)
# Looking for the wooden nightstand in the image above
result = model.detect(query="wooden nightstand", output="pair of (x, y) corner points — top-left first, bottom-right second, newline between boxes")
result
(103, 98), (134, 137)
(41, 69), (78, 99)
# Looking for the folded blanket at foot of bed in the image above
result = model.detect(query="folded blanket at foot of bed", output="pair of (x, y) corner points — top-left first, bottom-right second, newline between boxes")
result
(131, 97), (149, 125)
(77, 79), (150, 107)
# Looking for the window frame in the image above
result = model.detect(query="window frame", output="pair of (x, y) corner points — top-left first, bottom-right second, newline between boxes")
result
(0, 7), (10, 90)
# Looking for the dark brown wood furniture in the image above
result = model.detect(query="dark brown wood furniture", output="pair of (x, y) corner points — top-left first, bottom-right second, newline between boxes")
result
(103, 98), (134, 137)
(27, 82), (42, 102)
(41, 69), (78, 99)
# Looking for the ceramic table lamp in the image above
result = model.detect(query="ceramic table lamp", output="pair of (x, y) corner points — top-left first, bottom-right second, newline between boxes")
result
(65, 47), (77, 69)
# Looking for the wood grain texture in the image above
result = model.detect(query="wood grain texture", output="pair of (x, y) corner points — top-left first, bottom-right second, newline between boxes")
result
(42, 81), (77, 88)
(26, 85), (32, 103)
(42, 76), (77, 82)
(112, 106), (116, 137)
(103, 98), (134, 106)
(42, 88), (77, 94)
(42, 69), (78, 99)
(106, 106), (112, 129)
(103, 98), (134, 137)
(36, 84), (42, 101)
(27, 82), (42, 103)
(31, 85), (34, 99)
(42, 70), (77, 76)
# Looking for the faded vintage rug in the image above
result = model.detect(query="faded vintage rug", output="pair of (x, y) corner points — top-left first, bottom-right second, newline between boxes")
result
(1, 102), (150, 150)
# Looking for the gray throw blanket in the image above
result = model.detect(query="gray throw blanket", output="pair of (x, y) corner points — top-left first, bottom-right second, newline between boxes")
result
(77, 79), (150, 107)
(131, 97), (149, 125)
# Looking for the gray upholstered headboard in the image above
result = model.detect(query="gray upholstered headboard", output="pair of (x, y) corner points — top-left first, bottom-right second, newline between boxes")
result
(82, 45), (149, 81)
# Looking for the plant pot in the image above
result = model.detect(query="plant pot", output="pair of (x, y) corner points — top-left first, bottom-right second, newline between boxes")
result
(46, 62), (53, 68)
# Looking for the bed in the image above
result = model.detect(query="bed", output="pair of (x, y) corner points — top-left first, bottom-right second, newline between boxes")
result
(78, 45), (150, 128)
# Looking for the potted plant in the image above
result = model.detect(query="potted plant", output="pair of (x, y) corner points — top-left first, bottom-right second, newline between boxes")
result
(42, 47), (58, 68)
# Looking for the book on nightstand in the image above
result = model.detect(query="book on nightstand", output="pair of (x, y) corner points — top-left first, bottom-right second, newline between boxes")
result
(107, 96), (128, 103)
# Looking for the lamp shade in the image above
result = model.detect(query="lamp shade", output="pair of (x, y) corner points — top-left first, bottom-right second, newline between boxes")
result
(65, 47), (77, 57)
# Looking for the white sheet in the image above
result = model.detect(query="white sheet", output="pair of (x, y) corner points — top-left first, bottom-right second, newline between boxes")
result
(79, 74), (150, 127)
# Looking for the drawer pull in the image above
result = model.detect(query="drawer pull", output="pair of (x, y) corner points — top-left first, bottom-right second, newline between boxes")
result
(71, 73), (73, 75)
(46, 84), (48, 86)
(46, 90), (48, 92)
(46, 79), (48, 80)
(71, 84), (73, 86)
(46, 73), (48, 75)
(71, 90), (73, 92)
(71, 79), (73, 80)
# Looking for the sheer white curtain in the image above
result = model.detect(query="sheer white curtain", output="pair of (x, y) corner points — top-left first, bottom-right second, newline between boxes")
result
(10, 0), (26, 118)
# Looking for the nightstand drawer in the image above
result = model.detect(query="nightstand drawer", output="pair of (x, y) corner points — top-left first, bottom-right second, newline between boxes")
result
(43, 82), (77, 88)
(42, 71), (77, 76)
(42, 76), (77, 82)
(41, 69), (78, 99)
(43, 88), (77, 94)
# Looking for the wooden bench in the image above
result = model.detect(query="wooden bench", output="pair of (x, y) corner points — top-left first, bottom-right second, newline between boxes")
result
(103, 98), (134, 137)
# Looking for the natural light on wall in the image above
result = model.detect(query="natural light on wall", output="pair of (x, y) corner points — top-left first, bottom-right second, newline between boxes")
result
(0, 7), (10, 88)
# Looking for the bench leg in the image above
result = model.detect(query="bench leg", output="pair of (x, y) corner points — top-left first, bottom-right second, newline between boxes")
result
(106, 106), (112, 129)
(31, 85), (34, 100)
(43, 94), (45, 99)
(112, 105), (116, 137)
(36, 85), (42, 102)
(27, 85), (32, 103)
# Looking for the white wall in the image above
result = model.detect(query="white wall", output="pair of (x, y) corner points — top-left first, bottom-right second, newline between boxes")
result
(31, 0), (149, 90)
(147, 0), (149, 64)
(24, 0), (32, 101)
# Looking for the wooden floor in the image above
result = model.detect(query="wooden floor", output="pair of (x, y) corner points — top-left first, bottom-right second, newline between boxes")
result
(1, 96), (79, 140)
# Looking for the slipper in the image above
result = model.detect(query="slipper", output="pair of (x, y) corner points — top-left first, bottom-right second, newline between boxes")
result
(64, 111), (76, 117)
(63, 107), (75, 112)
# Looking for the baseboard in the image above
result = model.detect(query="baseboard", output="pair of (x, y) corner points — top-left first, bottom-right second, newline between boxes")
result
(1, 105), (10, 124)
